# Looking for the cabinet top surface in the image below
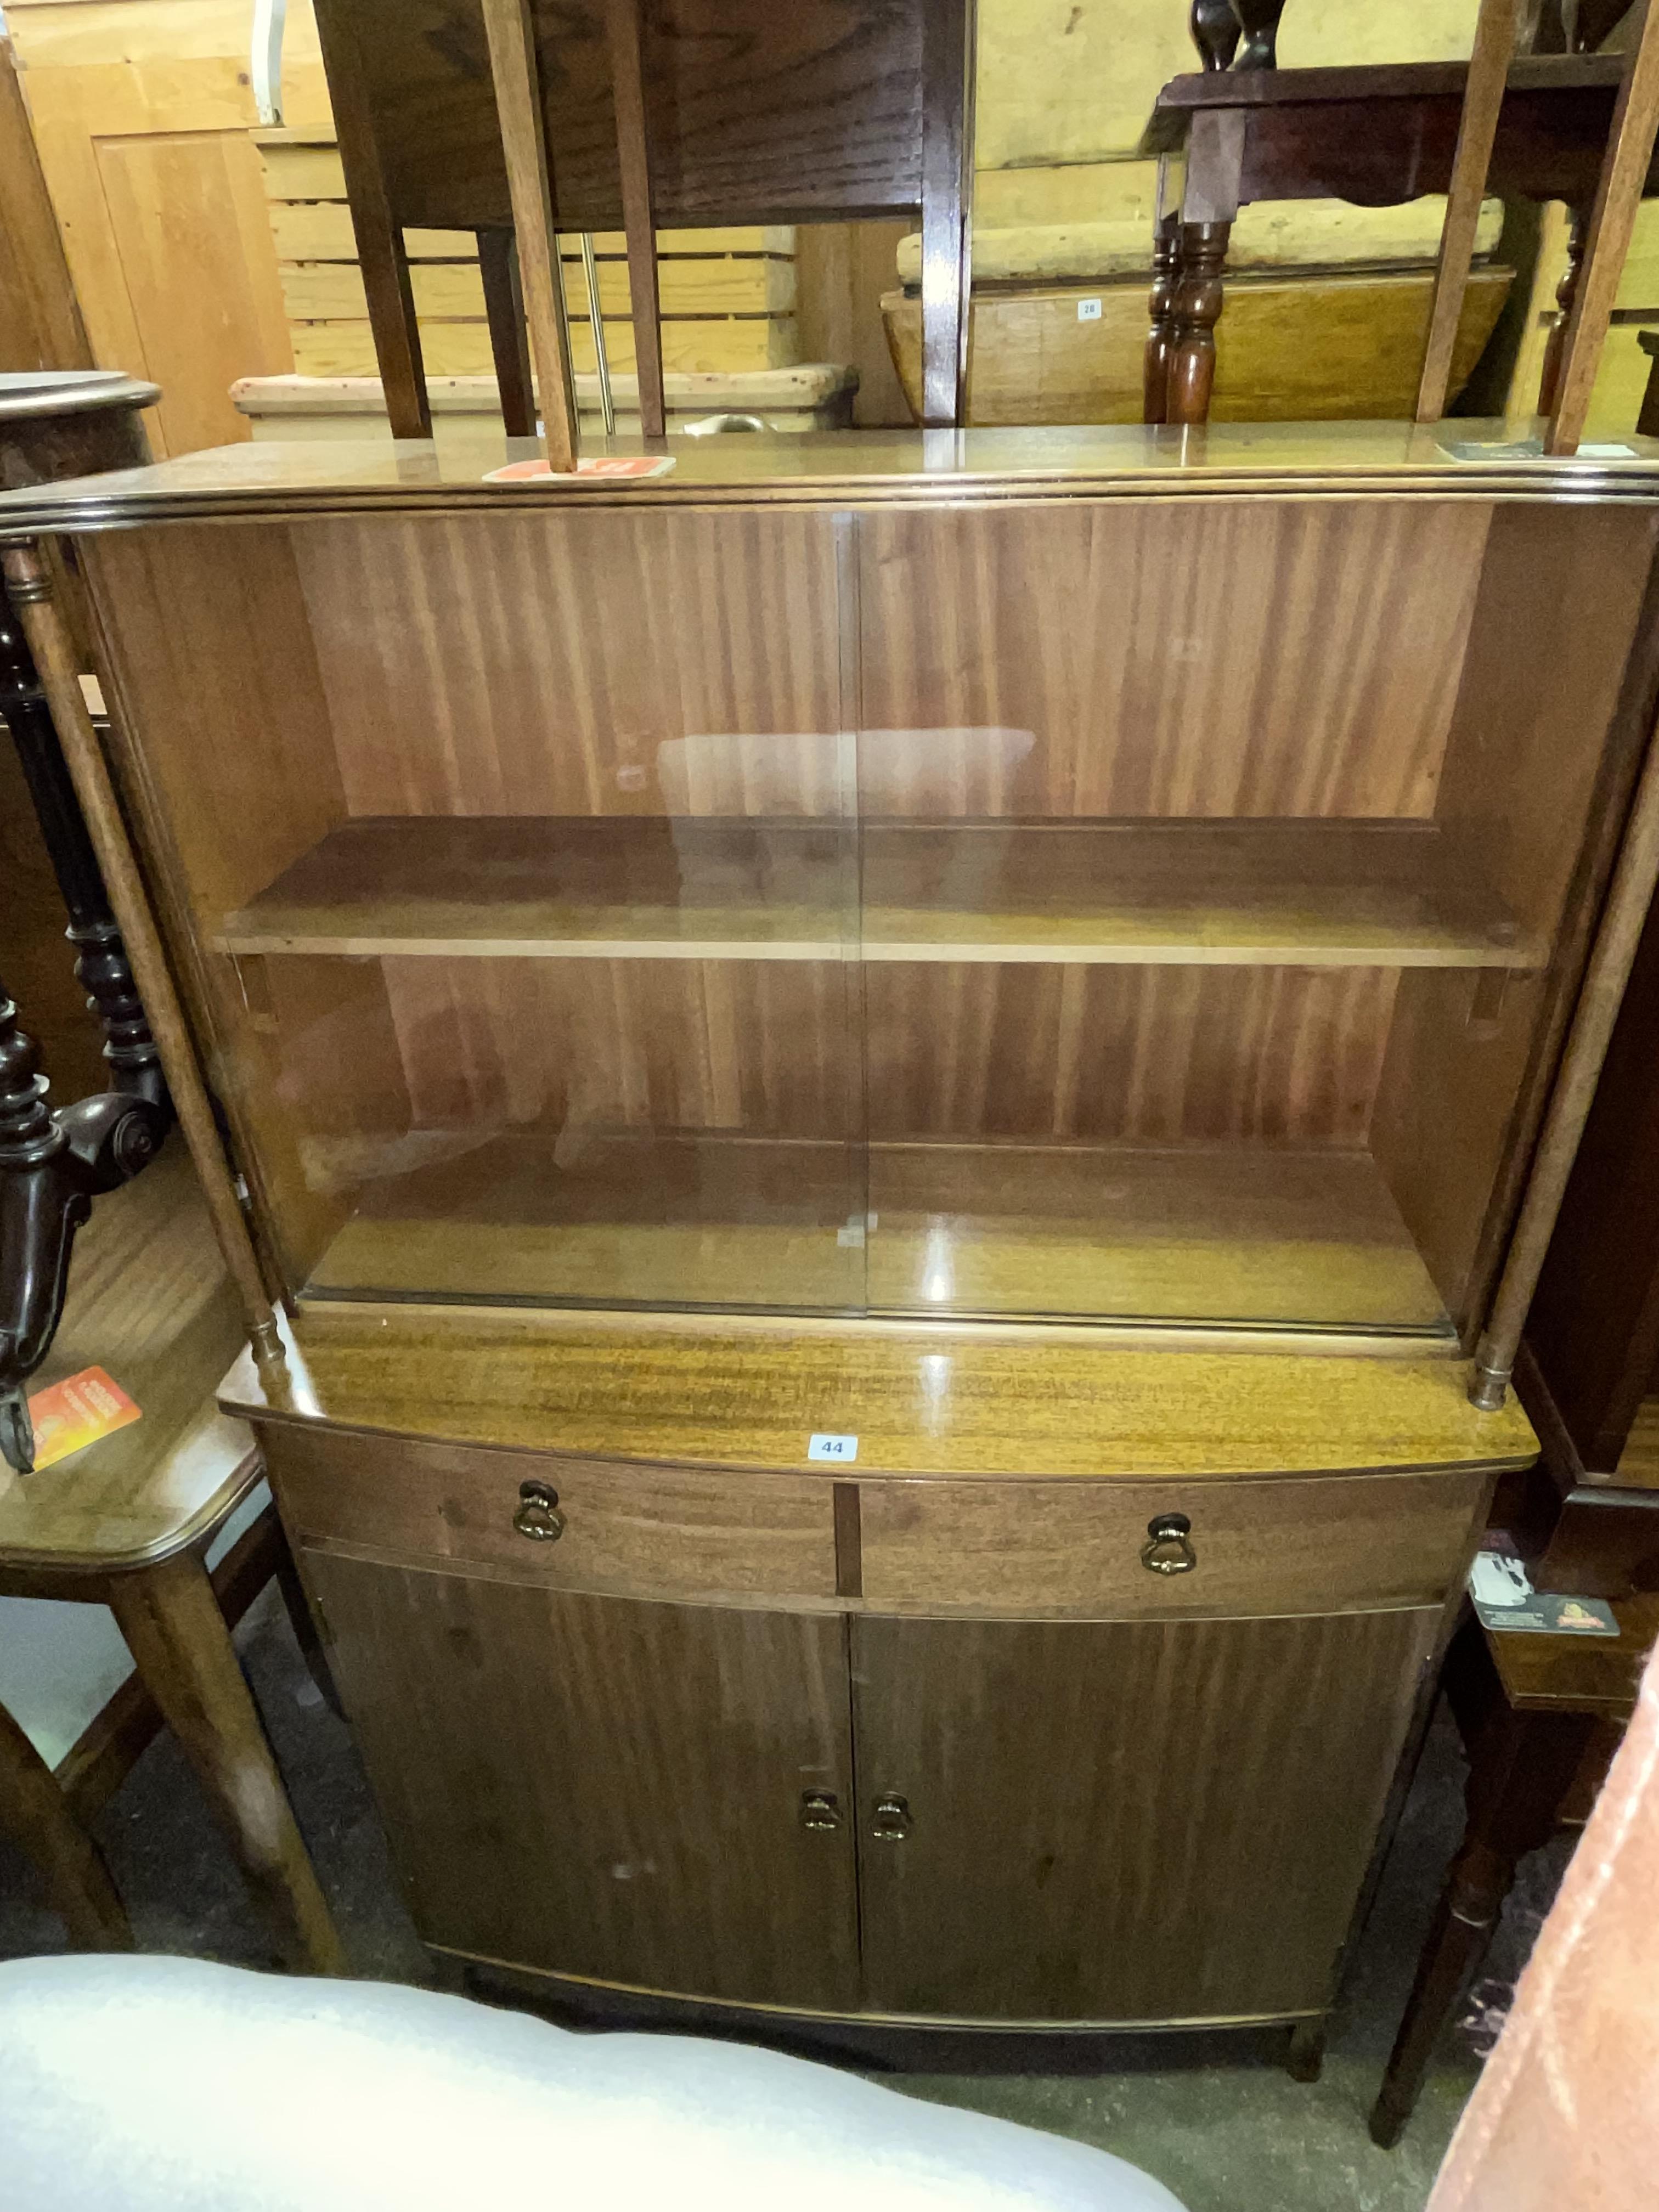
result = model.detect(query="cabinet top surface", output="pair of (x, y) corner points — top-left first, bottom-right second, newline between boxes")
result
(5, 422), (1659, 530)
(220, 1306), (1537, 1479)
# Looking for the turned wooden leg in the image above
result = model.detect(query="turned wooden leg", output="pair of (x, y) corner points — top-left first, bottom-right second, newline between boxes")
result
(1286, 2017), (1327, 2082)
(1144, 214), (1183, 424)
(1538, 205), (1587, 417)
(1167, 221), (1232, 426)
(108, 1549), (344, 1974)
(0, 1696), (133, 1949)
(1369, 1697), (1595, 2148)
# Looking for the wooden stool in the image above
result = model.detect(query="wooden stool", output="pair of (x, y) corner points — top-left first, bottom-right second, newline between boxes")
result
(0, 1138), (342, 1971)
(1368, 1593), (1658, 2146)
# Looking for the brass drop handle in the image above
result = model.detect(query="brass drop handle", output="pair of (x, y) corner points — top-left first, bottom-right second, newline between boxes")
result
(871, 1793), (912, 1841)
(799, 1790), (843, 1831)
(513, 1480), (565, 1542)
(1141, 1512), (1197, 1575)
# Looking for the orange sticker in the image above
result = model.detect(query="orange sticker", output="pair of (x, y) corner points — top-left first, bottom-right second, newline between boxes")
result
(484, 454), (676, 484)
(26, 1367), (141, 1470)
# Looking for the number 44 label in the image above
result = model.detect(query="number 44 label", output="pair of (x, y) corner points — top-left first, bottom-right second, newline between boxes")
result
(808, 1432), (859, 1463)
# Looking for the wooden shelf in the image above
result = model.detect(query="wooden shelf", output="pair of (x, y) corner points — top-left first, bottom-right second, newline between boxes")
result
(304, 1132), (1453, 1335)
(219, 816), (1546, 970)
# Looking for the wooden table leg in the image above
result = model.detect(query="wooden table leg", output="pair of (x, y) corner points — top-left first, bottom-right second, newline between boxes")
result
(1144, 211), (1182, 424)
(1167, 221), (1232, 425)
(1369, 1679), (1597, 2147)
(0, 1695), (132, 1948)
(108, 1549), (344, 1974)
(1538, 205), (1587, 416)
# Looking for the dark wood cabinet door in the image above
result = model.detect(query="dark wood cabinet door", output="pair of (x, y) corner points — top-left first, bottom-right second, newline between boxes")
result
(851, 1607), (1440, 2023)
(304, 1553), (860, 2010)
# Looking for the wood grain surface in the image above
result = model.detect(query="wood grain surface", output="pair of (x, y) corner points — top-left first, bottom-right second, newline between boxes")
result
(856, 1466), (1486, 1617)
(302, 1551), (860, 2006)
(851, 1606), (1440, 2020)
(217, 816), (1540, 969)
(291, 510), (847, 819)
(222, 1307), (1538, 1477)
(268, 1424), (839, 1601)
(857, 502), (1489, 819)
(291, 1130), (1449, 1332)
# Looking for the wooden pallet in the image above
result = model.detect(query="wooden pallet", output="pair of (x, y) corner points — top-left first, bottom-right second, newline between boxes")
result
(257, 131), (802, 379)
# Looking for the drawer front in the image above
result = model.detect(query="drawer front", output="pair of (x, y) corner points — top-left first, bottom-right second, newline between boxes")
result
(262, 1425), (838, 1602)
(857, 1468), (1489, 1617)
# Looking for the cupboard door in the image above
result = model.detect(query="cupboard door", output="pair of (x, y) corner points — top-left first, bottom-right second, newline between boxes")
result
(851, 1607), (1438, 2023)
(304, 1553), (859, 2010)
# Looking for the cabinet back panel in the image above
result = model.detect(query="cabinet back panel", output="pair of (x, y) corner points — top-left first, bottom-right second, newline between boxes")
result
(867, 962), (1396, 1143)
(290, 510), (849, 820)
(858, 502), (1491, 819)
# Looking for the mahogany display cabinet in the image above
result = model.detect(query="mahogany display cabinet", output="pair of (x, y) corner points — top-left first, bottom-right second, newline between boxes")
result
(4, 419), (1657, 2040)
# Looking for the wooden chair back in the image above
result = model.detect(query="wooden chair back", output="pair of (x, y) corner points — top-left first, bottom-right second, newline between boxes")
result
(314, 0), (977, 459)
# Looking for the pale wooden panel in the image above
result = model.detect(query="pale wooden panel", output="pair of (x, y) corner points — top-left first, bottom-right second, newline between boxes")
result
(268, 1426), (838, 1600)
(303, 1554), (860, 2006)
(280, 253), (795, 321)
(94, 129), (294, 455)
(883, 269), (1511, 428)
(263, 179), (789, 258)
(1373, 504), (1659, 1331)
(867, 964), (1398, 1145)
(290, 314), (798, 376)
(216, 817), (1540, 970)
(858, 1467), (1485, 1616)
(12, 36), (285, 453)
(853, 1608), (1441, 2021)
(859, 503), (1491, 819)
(290, 511), (847, 819)
(227, 1305), (1539, 1477)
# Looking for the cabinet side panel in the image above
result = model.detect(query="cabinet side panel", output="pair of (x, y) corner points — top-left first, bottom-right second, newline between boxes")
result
(83, 525), (377, 1287)
(852, 1607), (1439, 2022)
(858, 501), (1490, 819)
(1372, 506), (1659, 1333)
(302, 1552), (861, 2010)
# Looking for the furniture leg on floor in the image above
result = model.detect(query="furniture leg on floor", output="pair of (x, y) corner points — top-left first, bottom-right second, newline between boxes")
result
(0, 1695), (132, 1949)
(1369, 1602), (1654, 2146)
(107, 1548), (343, 1975)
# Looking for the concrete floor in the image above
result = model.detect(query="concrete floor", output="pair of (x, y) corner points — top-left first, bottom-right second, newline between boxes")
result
(0, 1590), (1569, 2212)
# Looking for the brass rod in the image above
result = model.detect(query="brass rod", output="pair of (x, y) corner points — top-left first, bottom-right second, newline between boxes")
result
(579, 232), (616, 438)
(1, 540), (282, 1361)
(1471, 704), (1659, 1407)
(1415, 0), (1520, 424)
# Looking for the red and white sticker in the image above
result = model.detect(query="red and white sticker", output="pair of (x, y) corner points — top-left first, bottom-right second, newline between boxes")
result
(485, 455), (676, 484)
